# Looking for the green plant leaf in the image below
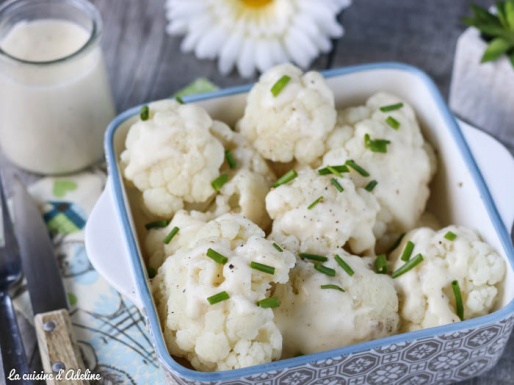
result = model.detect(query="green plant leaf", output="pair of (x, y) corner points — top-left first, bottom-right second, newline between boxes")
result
(506, 0), (514, 30)
(470, 4), (502, 25)
(510, 51), (514, 67)
(481, 37), (512, 62)
(470, 22), (514, 39)
(497, 2), (509, 28)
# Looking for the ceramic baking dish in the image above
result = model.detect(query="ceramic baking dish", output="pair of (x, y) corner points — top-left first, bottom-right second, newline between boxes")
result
(85, 63), (514, 385)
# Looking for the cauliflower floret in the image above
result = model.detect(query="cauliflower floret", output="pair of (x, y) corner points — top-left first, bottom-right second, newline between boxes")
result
(390, 226), (506, 332)
(266, 168), (379, 255)
(207, 122), (276, 229)
(273, 253), (399, 357)
(237, 63), (336, 165)
(145, 210), (212, 270)
(121, 99), (226, 218)
(152, 214), (296, 371)
(323, 93), (436, 249)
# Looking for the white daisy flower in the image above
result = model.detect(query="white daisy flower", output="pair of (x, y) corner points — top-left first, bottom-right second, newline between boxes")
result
(165, 0), (352, 78)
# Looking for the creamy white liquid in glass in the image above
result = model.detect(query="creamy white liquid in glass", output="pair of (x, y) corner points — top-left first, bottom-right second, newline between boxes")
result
(0, 0), (115, 175)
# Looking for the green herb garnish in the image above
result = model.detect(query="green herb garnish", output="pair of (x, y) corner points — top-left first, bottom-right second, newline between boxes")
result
(365, 180), (378, 192)
(175, 96), (185, 104)
(463, 1), (514, 67)
(386, 116), (400, 130)
(250, 262), (275, 275)
(331, 178), (344, 192)
(225, 150), (237, 169)
(444, 231), (458, 241)
(211, 174), (229, 191)
(334, 254), (355, 276)
(320, 284), (345, 292)
(206, 248), (228, 265)
(346, 160), (370, 177)
(207, 291), (230, 305)
(299, 253), (328, 262)
(388, 233), (406, 253)
(273, 243), (283, 252)
(400, 241), (415, 262)
(314, 264), (336, 277)
(327, 165), (344, 178)
(452, 280), (464, 320)
(147, 266), (157, 279)
(145, 220), (170, 230)
(140, 105), (150, 121)
(257, 297), (281, 308)
(364, 133), (391, 153)
(391, 254), (424, 278)
(164, 226), (180, 244)
(318, 165), (349, 175)
(308, 196), (324, 210)
(271, 75), (291, 97)
(273, 169), (298, 187)
(375, 254), (388, 274)
(380, 103), (404, 112)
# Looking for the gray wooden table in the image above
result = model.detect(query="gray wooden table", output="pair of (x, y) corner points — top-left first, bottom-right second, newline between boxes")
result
(2, 0), (513, 384)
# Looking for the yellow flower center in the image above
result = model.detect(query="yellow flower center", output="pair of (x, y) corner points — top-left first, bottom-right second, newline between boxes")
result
(241, 0), (273, 8)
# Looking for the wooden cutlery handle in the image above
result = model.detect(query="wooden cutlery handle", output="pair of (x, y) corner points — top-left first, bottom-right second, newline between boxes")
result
(34, 309), (90, 385)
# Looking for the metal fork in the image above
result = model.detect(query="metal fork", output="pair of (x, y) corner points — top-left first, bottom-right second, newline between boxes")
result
(0, 173), (32, 384)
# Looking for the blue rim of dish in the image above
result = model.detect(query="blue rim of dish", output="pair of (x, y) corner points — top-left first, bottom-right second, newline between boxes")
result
(104, 62), (514, 382)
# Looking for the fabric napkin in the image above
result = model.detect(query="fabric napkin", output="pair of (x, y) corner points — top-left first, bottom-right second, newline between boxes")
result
(12, 78), (219, 384)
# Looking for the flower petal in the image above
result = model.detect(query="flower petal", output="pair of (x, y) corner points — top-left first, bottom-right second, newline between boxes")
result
(218, 30), (244, 75)
(237, 39), (257, 78)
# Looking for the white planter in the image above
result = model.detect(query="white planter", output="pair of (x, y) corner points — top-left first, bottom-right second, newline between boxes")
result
(450, 27), (514, 154)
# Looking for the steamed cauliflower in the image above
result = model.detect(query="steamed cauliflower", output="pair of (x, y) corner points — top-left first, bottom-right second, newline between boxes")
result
(145, 210), (211, 270)
(207, 121), (276, 230)
(237, 63), (336, 165)
(323, 93), (436, 248)
(152, 214), (296, 371)
(390, 226), (505, 332)
(121, 100), (225, 218)
(274, 253), (399, 357)
(266, 168), (380, 255)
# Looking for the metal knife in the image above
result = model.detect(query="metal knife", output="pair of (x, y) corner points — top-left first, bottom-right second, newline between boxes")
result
(12, 178), (89, 385)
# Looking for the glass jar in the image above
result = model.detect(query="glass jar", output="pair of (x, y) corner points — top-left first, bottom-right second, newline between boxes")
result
(0, 0), (115, 174)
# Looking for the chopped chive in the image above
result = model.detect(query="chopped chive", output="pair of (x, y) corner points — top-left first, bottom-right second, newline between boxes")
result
(206, 248), (228, 265)
(380, 102), (404, 112)
(346, 160), (370, 177)
(444, 231), (457, 241)
(257, 297), (281, 308)
(250, 261), (275, 275)
(212, 174), (229, 191)
(225, 150), (237, 169)
(365, 180), (378, 192)
(400, 241), (415, 262)
(308, 196), (324, 210)
(175, 96), (185, 104)
(321, 284), (345, 292)
(147, 266), (157, 279)
(334, 255), (355, 276)
(272, 243), (283, 252)
(207, 291), (230, 305)
(318, 165), (349, 175)
(140, 105), (150, 121)
(331, 178), (344, 192)
(388, 233), (406, 253)
(271, 75), (291, 97)
(391, 254), (424, 278)
(364, 134), (391, 153)
(386, 116), (400, 130)
(452, 280), (464, 321)
(299, 253), (328, 262)
(314, 264), (336, 277)
(327, 166), (343, 178)
(273, 169), (298, 188)
(164, 226), (180, 244)
(145, 220), (170, 230)
(375, 254), (388, 274)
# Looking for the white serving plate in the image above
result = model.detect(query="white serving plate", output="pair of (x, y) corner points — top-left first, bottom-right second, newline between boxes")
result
(85, 63), (514, 385)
